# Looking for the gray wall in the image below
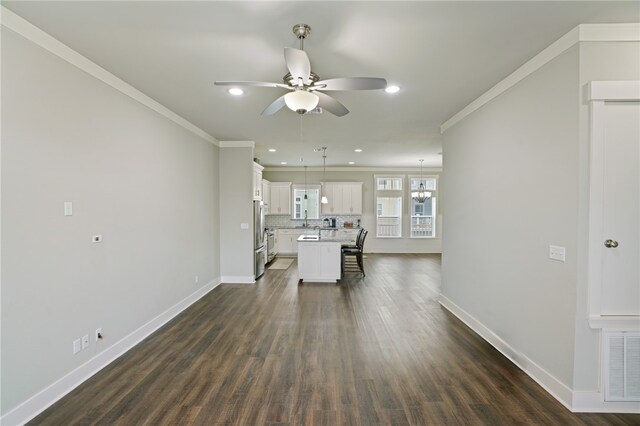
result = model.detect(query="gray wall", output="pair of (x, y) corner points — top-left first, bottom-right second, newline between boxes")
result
(264, 169), (442, 253)
(1, 28), (220, 413)
(442, 39), (640, 395)
(441, 46), (580, 387)
(572, 41), (640, 391)
(219, 147), (254, 280)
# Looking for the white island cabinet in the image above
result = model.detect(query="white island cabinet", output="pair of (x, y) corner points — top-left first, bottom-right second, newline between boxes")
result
(297, 236), (342, 283)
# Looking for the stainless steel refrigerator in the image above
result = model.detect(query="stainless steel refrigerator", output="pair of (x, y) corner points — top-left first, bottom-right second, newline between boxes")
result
(254, 200), (266, 279)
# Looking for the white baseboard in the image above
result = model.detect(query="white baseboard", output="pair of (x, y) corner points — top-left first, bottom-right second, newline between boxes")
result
(438, 295), (574, 411)
(439, 295), (640, 413)
(0, 278), (222, 426)
(221, 275), (255, 284)
(573, 392), (640, 413)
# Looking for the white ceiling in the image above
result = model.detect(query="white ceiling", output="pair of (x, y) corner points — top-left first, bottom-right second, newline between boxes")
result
(4, 1), (638, 167)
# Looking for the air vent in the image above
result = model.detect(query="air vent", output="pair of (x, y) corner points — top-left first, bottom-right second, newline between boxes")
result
(306, 107), (323, 114)
(605, 332), (640, 401)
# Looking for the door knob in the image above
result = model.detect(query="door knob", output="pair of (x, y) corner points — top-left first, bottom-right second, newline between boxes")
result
(604, 239), (619, 248)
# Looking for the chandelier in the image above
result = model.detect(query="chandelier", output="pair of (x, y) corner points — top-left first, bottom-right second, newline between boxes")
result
(411, 159), (432, 203)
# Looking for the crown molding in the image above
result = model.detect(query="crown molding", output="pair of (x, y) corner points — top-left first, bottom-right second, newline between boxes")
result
(578, 23), (640, 42)
(440, 23), (640, 134)
(263, 166), (442, 173)
(588, 81), (640, 101)
(219, 141), (255, 148)
(1, 6), (218, 146)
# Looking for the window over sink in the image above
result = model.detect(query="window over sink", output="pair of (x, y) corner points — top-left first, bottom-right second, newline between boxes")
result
(292, 184), (321, 220)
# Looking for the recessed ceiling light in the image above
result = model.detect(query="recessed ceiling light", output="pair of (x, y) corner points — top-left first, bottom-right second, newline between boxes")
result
(268, 148), (277, 152)
(348, 161), (355, 165)
(385, 85), (400, 94)
(280, 161), (287, 165)
(228, 88), (243, 96)
(354, 149), (363, 153)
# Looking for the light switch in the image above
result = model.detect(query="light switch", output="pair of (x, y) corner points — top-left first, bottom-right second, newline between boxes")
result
(64, 202), (73, 216)
(549, 245), (566, 262)
(81, 335), (89, 349)
(73, 339), (81, 354)
(240, 223), (249, 229)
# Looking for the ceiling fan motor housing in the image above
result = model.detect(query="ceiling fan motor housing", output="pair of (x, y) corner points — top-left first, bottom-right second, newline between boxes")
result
(292, 24), (311, 40)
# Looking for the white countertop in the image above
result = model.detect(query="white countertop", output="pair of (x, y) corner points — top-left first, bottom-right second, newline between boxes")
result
(297, 235), (355, 243)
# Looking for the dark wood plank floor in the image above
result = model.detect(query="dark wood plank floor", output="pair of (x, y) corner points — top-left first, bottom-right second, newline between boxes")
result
(30, 254), (638, 425)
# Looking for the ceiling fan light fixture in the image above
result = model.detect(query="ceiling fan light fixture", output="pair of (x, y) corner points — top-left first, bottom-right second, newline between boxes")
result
(284, 90), (319, 114)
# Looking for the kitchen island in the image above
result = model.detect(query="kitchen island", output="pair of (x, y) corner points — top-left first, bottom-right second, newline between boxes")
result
(296, 235), (342, 284)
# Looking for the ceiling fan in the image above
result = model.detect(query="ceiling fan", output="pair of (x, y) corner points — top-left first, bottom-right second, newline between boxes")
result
(214, 24), (387, 117)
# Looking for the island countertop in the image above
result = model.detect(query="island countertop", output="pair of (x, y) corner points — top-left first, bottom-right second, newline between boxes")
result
(296, 235), (354, 243)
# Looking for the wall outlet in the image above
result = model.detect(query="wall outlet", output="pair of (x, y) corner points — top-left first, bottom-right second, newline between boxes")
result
(73, 339), (81, 354)
(81, 334), (90, 349)
(95, 328), (103, 342)
(549, 245), (566, 262)
(92, 235), (102, 243)
(64, 201), (73, 216)
(194, 275), (199, 284)
(240, 223), (249, 229)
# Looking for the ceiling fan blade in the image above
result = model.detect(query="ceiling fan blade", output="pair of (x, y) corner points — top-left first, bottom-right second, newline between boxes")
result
(214, 81), (290, 89)
(284, 47), (311, 86)
(314, 77), (387, 91)
(315, 92), (349, 117)
(261, 95), (287, 116)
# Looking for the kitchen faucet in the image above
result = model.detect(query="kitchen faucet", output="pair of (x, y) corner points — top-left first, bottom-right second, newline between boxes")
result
(314, 226), (321, 238)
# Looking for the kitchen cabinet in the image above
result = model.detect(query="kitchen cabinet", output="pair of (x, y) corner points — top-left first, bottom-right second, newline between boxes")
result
(262, 179), (271, 214)
(321, 183), (342, 215)
(321, 182), (363, 215)
(269, 182), (291, 215)
(276, 228), (306, 254)
(253, 162), (264, 200)
(341, 183), (363, 214)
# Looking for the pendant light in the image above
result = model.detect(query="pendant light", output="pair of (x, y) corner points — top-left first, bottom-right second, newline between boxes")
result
(412, 159), (432, 203)
(304, 165), (308, 200)
(321, 147), (328, 204)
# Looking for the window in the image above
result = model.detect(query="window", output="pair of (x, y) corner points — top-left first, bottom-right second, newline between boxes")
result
(409, 177), (437, 238)
(292, 184), (320, 220)
(377, 177), (403, 190)
(374, 176), (403, 237)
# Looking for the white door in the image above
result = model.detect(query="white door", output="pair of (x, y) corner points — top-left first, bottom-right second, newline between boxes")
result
(600, 101), (640, 315)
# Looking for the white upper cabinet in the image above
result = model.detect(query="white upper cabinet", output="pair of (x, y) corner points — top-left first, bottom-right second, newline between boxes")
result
(253, 162), (264, 200)
(262, 179), (271, 214)
(322, 184), (342, 215)
(341, 183), (363, 215)
(269, 182), (291, 215)
(322, 182), (362, 215)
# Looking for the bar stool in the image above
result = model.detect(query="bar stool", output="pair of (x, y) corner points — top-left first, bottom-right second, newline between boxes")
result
(341, 229), (368, 277)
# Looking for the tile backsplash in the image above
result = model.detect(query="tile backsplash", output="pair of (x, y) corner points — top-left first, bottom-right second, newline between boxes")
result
(266, 214), (362, 229)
